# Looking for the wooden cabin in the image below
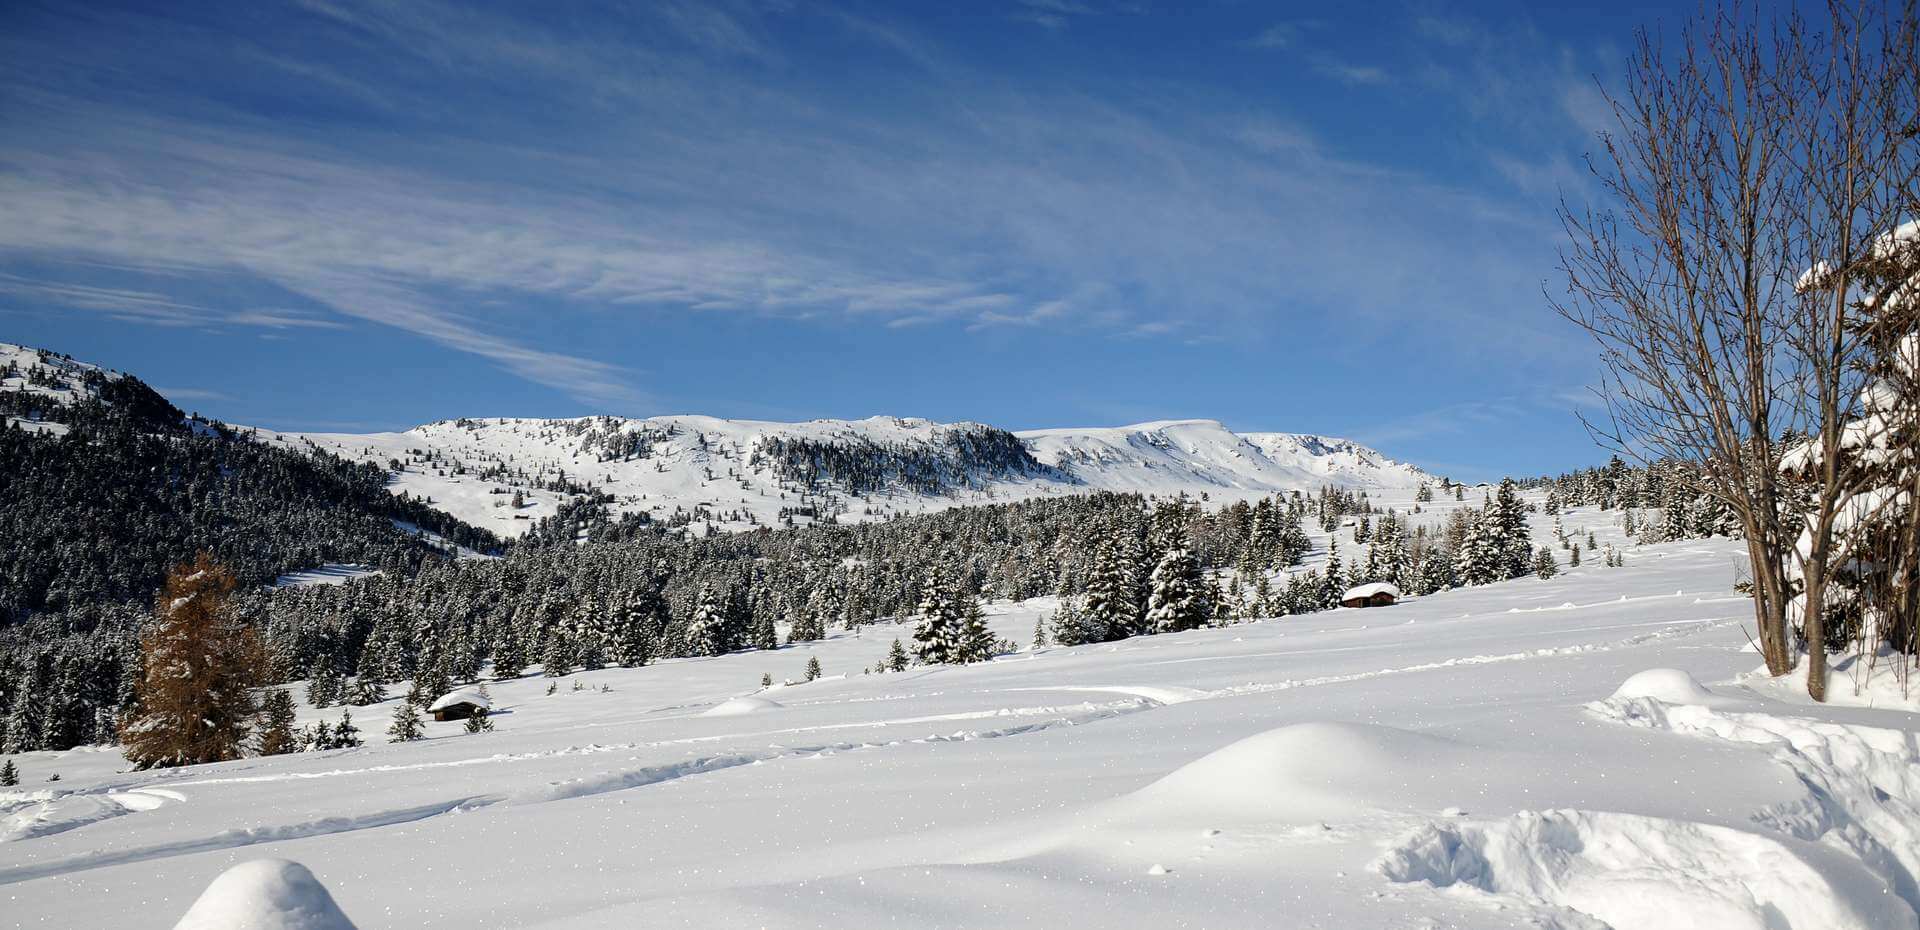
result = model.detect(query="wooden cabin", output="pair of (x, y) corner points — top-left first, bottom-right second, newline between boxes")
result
(427, 688), (491, 722)
(1339, 582), (1401, 609)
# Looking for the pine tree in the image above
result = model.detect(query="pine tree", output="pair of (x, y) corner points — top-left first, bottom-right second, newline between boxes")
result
(387, 701), (424, 742)
(1490, 479), (1532, 578)
(686, 586), (732, 657)
(121, 555), (262, 770)
(333, 709), (362, 748)
(1533, 547), (1560, 580)
(1568, 545), (1582, 568)
(1454, 515), (1507, 586)
(1032, 613), (1051, 650)
(885, 638), (909, 672)
(305, 657), (342, 709)
(256, 689), (299, 756)
(346, 677), (385, 707)
(0, 759), (17, 787)
(464, 706), (493, 733)
(1081, 539), (1136, 641)
(804, 657), (822, 681)
(1145, 547), (1209, 633)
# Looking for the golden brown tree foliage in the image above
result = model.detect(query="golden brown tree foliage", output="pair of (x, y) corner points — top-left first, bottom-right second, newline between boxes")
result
(120, 554), (263, 769)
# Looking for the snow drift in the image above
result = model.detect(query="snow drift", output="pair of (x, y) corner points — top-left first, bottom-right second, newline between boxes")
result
(174, 859), (357, 930)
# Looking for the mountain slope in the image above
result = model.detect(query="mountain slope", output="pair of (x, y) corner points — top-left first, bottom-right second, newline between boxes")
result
(260, 414), (1431, 539)
(0, 344), (500, 621)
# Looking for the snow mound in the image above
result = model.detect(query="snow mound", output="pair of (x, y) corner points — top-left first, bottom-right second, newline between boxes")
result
(1378, 809), (1913, 930)
(174, 859), (358, 930)
(1608, 668), (1717, 704)
(1124, 722), (1475, 822)
(702, 696), (784, 717)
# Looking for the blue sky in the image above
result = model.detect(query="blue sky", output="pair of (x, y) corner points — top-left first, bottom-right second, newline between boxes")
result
(0, 1), (1695, 480)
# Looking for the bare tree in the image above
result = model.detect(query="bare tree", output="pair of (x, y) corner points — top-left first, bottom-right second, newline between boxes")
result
(1559, 2), (1918, 699)
(1777, 1), (1919, 700)
(1554, 6), (1809, 677)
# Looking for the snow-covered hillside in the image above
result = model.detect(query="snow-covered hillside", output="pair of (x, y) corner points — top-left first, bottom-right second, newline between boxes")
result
(257, 415), (1431, 539)
(7, 518), (1917, 930)
(0, 343), (119, 435)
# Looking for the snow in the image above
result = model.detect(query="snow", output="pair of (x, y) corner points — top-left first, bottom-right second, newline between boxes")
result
(1607, 667), (1721, 704)
(5, 530), (1918, 929)
(425, 689), (490, 713)
(251, 415), (1431, 539)
(700, 696), (784, 717)
(173, 859), (358, 930)
(270, 565), (379, 589)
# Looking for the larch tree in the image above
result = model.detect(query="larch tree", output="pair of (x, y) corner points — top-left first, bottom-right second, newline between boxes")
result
(120, 554), (263, 769)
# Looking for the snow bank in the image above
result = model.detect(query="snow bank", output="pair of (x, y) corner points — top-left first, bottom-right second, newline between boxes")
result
(1589, 687), (1920, 921)
(1607, 667), (1718, 704)
(174, 859), (358, 930)
(1122, 722), (1475, 823)
(702, 696), (784, 717)
(1378, 808), (1912, 930)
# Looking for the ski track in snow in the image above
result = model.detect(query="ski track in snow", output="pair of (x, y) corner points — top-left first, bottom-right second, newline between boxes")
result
(0, 613), (1749, 890)
(0, 701), (1158, 885)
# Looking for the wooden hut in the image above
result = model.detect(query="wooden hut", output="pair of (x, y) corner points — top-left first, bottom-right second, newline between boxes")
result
(427, 688), (491, 722)
(1339, 582), (1401, 609)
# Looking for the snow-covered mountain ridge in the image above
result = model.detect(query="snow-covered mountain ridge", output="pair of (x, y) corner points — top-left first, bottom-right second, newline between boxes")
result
(257, 414), (1432, 538)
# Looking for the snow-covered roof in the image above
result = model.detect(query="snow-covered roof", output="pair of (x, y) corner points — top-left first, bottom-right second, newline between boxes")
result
(1341, 582), (1402, 601)
(427, 688), (491, 712)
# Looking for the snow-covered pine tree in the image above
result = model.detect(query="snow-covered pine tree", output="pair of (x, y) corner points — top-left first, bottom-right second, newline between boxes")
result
(804, 656), (822, 681)
(305, 657), (342, 709)
(0, 759), (15, 787)
(686, 586), (732, 657)
(332, 709), (361, 748)
(465, 706), (493, 733)
(885, 638), (909, 672)
(121, 556), (262, 770)
(1533, 547), (1559, 579)
(1454, 514), (1506, 587)
(256, 689), (298, 756)
(387, 701), (424, 742)
(1490, 479), (1532, 578)
(1145, 547), (1209, 633)
(1081, 539), (1135, 642)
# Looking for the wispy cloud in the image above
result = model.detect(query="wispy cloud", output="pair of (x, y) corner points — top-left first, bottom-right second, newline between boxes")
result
(0, 0), (1595, 415)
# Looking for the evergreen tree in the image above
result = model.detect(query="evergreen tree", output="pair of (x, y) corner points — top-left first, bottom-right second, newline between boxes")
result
(686, 586), (732, 657)
(1145, 547), (1209, 633)
(387, 701), (424, 742)
(346, 677), (385, 707)
(1490, 479), (1532, 578)
(121, 555), (262, 770)
(1533, 547), (1560, 580)
(1454, 515), (1507, 586)
(1081, 539), (1136, 642)
(1, 758), (17, 786)
(305, 657), (343, 709)
(1568, 545), (1582, 568)
(256, 689), (299, 756)
(885, 638), (909, 672)
(464, 706), (493, 733)
(804, 656), (822, 681)
(333, 709), (362, 748)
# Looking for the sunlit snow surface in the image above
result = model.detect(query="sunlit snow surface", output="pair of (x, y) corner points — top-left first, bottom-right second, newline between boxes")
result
(4, 515), (1919, 929)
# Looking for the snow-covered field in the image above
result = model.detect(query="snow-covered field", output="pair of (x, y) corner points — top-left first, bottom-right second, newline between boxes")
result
(6, 529), (1917, 929)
